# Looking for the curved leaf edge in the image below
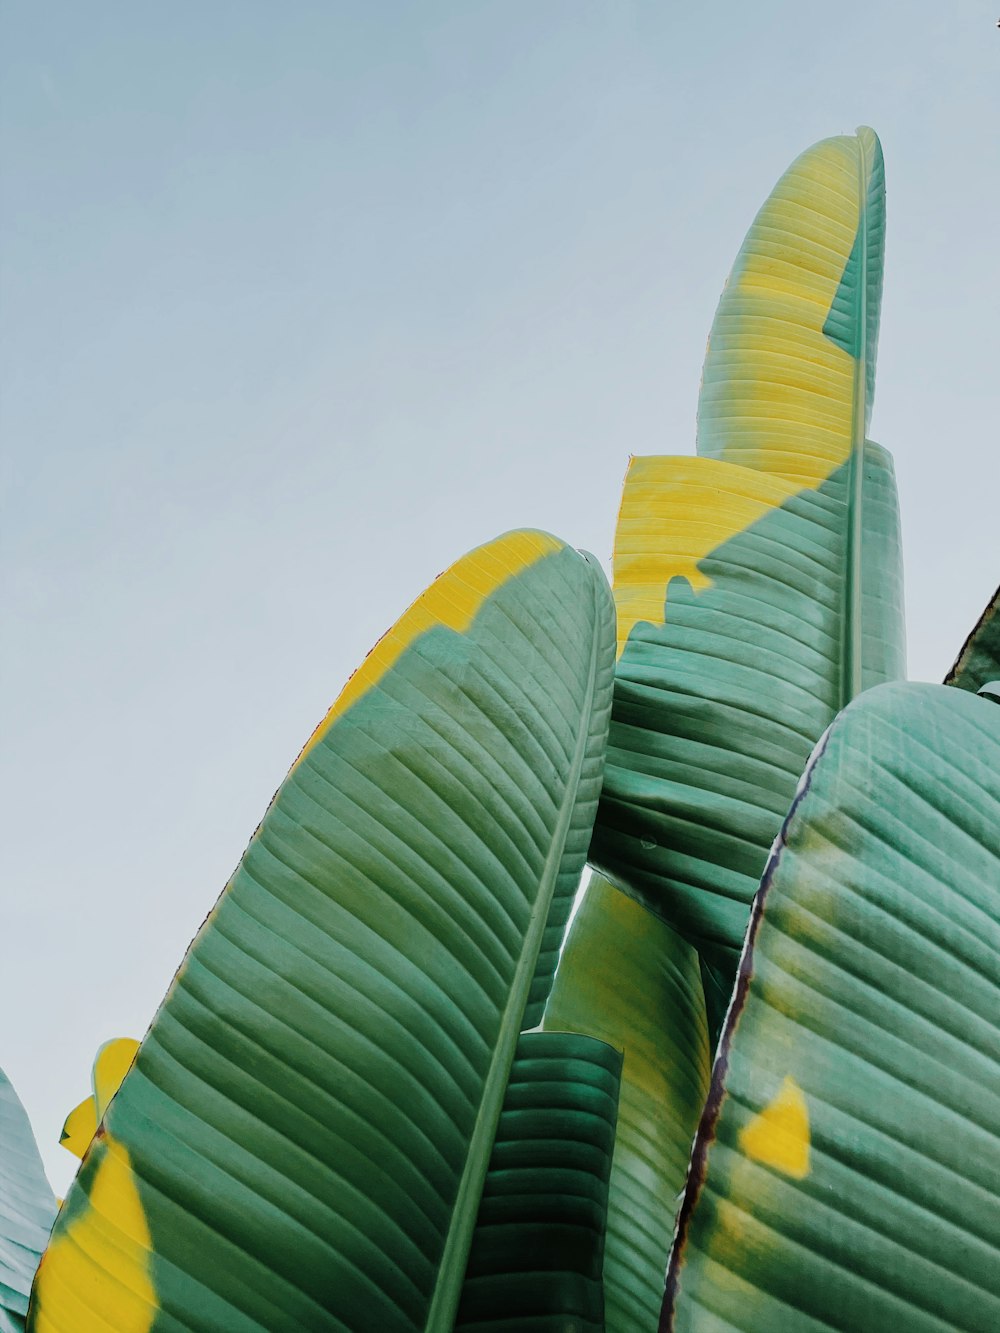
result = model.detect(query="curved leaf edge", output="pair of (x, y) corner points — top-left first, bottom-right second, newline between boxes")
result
(659, 718), (836, 1330)
(31, 527), (615, 1333)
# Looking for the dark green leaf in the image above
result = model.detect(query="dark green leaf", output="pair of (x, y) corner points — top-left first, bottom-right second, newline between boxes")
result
(456, 1031), (622, 1333)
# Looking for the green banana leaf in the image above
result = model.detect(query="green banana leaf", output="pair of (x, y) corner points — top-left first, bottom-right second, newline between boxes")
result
(29, 530), (615, 1333)
(858, 440), (906, 691)
(698, 127), (884, 479)
(543, 876), (710, 1333)
(945, 583), (999, 696)
(663, 680), (1000, 1333)
(590, 130), (905, 980)
(455, 1030), (622, 1333)
(1, 1069), (56, 1333)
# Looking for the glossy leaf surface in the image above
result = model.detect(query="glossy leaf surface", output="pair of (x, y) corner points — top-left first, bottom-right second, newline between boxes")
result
(664, 681), (1000, 1332)
(30, 530), (615, 1333)
(591, 440), (905, 975)
(945, 583), (1000, 695)
(697, 128), (884, 482)
(455, 1031), (622, 1333)
(543, 876), (710, 1333)
(1, 1070), (56, 1332)
(591, 128), (904, 977)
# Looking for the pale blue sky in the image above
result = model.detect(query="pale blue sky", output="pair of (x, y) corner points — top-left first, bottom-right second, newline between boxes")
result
(2, 2), (998, 1192)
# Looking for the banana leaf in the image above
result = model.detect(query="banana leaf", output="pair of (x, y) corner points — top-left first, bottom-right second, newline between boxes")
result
(698, 127), (884, 481)
(1, 1069), (56, 1333)
(590, 130), (905, 979)
(945, 583), (999, 695)
(543, 876), (710, 1333)
(663, 681), (1000, 1332)
(60, 1039), (140, 1162)
(455, 1030), (622, 1333)
(29, 530), (615, 1333)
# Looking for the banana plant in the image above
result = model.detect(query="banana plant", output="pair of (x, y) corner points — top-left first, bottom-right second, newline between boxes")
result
(3, 128), (997, 1333)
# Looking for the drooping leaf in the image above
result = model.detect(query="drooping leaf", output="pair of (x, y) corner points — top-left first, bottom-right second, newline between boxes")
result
(455, 1030), (622, 1333)
(590, 129), (904, 979)
(663, 681), (1000, 1333)
(0, 1069), (56, 1332)
(945, 583), (1000, 695)
(542, 875), (710, 1333)
(59, 1039), (140, 1162)
(29, 530), (615, 1333)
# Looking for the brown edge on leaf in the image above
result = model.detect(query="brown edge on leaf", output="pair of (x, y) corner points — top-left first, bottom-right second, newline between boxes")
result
(658, 724), (835, 1331)
(943, 584), (1000, 689)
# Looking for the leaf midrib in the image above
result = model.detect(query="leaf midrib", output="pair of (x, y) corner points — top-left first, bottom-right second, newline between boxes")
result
(842, 132), (870, 708)
(424, 570), (605, 1332)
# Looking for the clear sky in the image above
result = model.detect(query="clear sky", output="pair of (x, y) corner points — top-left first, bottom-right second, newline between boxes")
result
(2, 2), (998, 1193)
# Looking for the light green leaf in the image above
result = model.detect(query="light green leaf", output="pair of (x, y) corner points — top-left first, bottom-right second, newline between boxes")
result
(1, 1069), (56, 1333)
(664, 681), (1000, 1332)
(30, 530), (615, 1333)
(543, 875), (710, 1332)
(455, 1031), (622, 1333)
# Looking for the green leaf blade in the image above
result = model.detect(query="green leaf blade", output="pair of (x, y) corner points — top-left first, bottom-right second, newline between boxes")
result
(0, 1070), (56, 1333)
(455, 1031), (622, 1333)
(30, 530), (615, 1333)
(591, 445), (905, 975)
(590, 129), (904, 979)
(663, 681), (1000, 1333)
(859, 441), (906, 690)
(697, 128), (884, 483)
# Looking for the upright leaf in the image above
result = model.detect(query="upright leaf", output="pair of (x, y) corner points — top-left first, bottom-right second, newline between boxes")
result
(30, 530), (615, 1333)
(697, 127), (884, 485)
(590, 131), (905, 976)
(543, 876), (710, 1333)
(0, 1070), (56, 1333)
(858, 441), (906, 690)
(455, 1031), (622, 1333)
(663, 681), (1000, 1333)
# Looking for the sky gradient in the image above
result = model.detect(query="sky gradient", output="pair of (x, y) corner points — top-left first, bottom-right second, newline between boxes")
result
(2, 2), (998, 1192)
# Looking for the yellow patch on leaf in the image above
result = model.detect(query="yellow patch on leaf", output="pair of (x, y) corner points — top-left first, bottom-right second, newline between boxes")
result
(613, 455), (799, 656)
(739, 1075), (811, 1179)
(301, 529), (564, 755)
(59, 1097), (97, 1162)
(93, 1039), (140, 1122)
(59, 1038), (140, 1163)
(30, 1134), (156, 1333)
